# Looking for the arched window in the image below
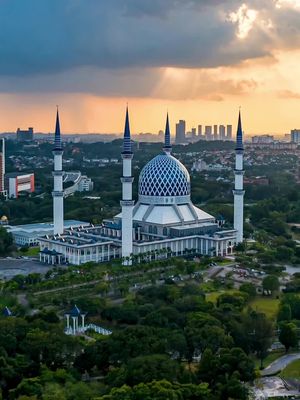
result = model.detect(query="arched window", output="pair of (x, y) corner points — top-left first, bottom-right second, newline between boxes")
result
(153, 226), (157, 234)
(163, 227), (168, 236)
(149, 225), (153, 234)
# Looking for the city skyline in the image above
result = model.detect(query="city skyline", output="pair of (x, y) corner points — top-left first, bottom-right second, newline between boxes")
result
(0, 1), (300, 134)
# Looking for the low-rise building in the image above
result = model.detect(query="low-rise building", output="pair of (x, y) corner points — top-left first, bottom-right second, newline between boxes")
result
(6, 220), (90, 247)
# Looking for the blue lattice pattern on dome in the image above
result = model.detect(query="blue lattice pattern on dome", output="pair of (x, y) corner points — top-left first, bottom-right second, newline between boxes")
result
(139, 154), (191, 197)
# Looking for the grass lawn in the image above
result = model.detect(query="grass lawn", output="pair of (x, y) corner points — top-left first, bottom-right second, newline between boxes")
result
(280, 359), (300, 379)
(249, 297), (280, 319)
(17, 247), (40, 257)
(206, 290), (240, 303)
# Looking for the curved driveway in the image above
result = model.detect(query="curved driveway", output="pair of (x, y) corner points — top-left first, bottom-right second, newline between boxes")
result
(261, 353), (300, 376)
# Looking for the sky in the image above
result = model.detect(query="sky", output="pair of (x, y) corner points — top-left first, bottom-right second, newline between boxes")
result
(1, 0), (300, 135)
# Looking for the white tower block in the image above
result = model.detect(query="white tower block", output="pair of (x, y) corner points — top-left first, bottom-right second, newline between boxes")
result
(121, 108), (134, 265)
(233, 111), (245, 244)
(52, 109), (64, 235)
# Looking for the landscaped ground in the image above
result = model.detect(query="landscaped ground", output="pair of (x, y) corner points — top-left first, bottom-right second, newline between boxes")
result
(280, 359), (300, 379)
(205, 290), (239, 303)
(249, 297), (280, 319)
(16, 247), (40, 257)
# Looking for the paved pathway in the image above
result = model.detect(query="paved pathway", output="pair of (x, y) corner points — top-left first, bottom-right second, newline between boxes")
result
(261, 353), (300, 376)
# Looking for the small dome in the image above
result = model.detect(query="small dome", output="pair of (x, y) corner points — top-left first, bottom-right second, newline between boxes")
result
(139, 154), (190, 198)
(70, 305), (81, 317)
(1, 215), (8, 221)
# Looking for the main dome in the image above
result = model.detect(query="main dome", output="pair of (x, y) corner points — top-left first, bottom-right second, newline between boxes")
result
(139, 154), (191, 198)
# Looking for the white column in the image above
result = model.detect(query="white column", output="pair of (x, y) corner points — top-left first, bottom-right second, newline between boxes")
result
(66, 314), (70, 329)
(72, 317), (76, 334)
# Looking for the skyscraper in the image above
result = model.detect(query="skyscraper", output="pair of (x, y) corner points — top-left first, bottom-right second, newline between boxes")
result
(175, 120), (186, 144)
(227, 125), (232, 141)
(219, 125), (226, 140)
(205, 126), (212, 140)
(213, 125), (218, 140)
(291, 129), (300, 143)
(197, 125), (202, 137)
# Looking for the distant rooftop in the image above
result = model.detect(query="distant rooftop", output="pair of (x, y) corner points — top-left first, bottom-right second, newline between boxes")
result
(7, 220), (89, 233)
(6, 172), (34, 178)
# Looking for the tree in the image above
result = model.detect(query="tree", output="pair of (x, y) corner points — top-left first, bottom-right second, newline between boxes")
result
(96, 380), (211, 400)
(277, 304), (291, 322)
(281, 294), (300, 319)
(239, 283), (256, 299)
(123, 354), (184, 386)
(262, 275), (279, 295)
(245, 311), (273, 368)
(0, 227), (14, 255)
(279, 322), (298, 353)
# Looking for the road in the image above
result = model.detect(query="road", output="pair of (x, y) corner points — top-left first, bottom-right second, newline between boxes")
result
(261, 353), (300, 376)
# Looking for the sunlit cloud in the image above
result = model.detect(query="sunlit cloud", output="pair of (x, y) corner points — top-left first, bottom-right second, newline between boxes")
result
(275, 0), (300, 9)
(228, 4), (258, 39)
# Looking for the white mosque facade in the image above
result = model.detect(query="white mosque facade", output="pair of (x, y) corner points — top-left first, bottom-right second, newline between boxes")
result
(39, 110), (244, 265)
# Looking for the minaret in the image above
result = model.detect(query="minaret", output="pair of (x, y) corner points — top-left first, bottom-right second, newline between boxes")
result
(233, 110), (245, 243)
(121, 107), (134, 265)
(163, 113), (172, 155)
(52, 109), (64, 235)
(0, 138), (5, 194)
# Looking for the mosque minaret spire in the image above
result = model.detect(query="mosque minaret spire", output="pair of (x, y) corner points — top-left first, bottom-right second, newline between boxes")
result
(52, 108), (64, 235)
(121, 107), (134, 264)
(233, 110), (245, 243)
(163, 113), (172, 155)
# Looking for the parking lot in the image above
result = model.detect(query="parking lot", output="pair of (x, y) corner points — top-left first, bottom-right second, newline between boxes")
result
(0, 258), (53, 279)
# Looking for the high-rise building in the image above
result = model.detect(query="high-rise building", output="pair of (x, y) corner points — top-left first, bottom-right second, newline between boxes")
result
(175, 120), (186, 144)
(191, 128), (196, 140)
(17, 127), (34, 142)
(227, 125), (232, 141)
(291, 129), (300, 143)
(0, 139), (5, 197)
(213, 125), (218, 140)
(197, 125), (202, 137)
(219, 125), (226, 140)
(205, 125), (212, 141)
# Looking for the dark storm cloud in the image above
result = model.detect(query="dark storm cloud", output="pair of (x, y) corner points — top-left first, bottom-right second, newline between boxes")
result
(0, 0), (261, 77)
(0, 0), (298, 97)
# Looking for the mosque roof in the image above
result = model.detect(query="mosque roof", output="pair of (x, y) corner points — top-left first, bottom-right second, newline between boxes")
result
(139, 154), (190, 198)
(116, 203), (214, 226)
(70, 305), (81, 316)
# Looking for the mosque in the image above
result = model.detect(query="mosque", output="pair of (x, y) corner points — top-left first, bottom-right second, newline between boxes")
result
(39, 109), (244, 265)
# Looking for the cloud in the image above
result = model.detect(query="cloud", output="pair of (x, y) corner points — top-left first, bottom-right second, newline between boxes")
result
(0, 0), (298, 101)
(0, 0), (277, 78)
(278, 90), (300, 99)
(0, 65), (258, 100)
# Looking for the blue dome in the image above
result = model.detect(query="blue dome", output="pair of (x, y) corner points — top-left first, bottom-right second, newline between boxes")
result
(139, 154), (190, 197)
